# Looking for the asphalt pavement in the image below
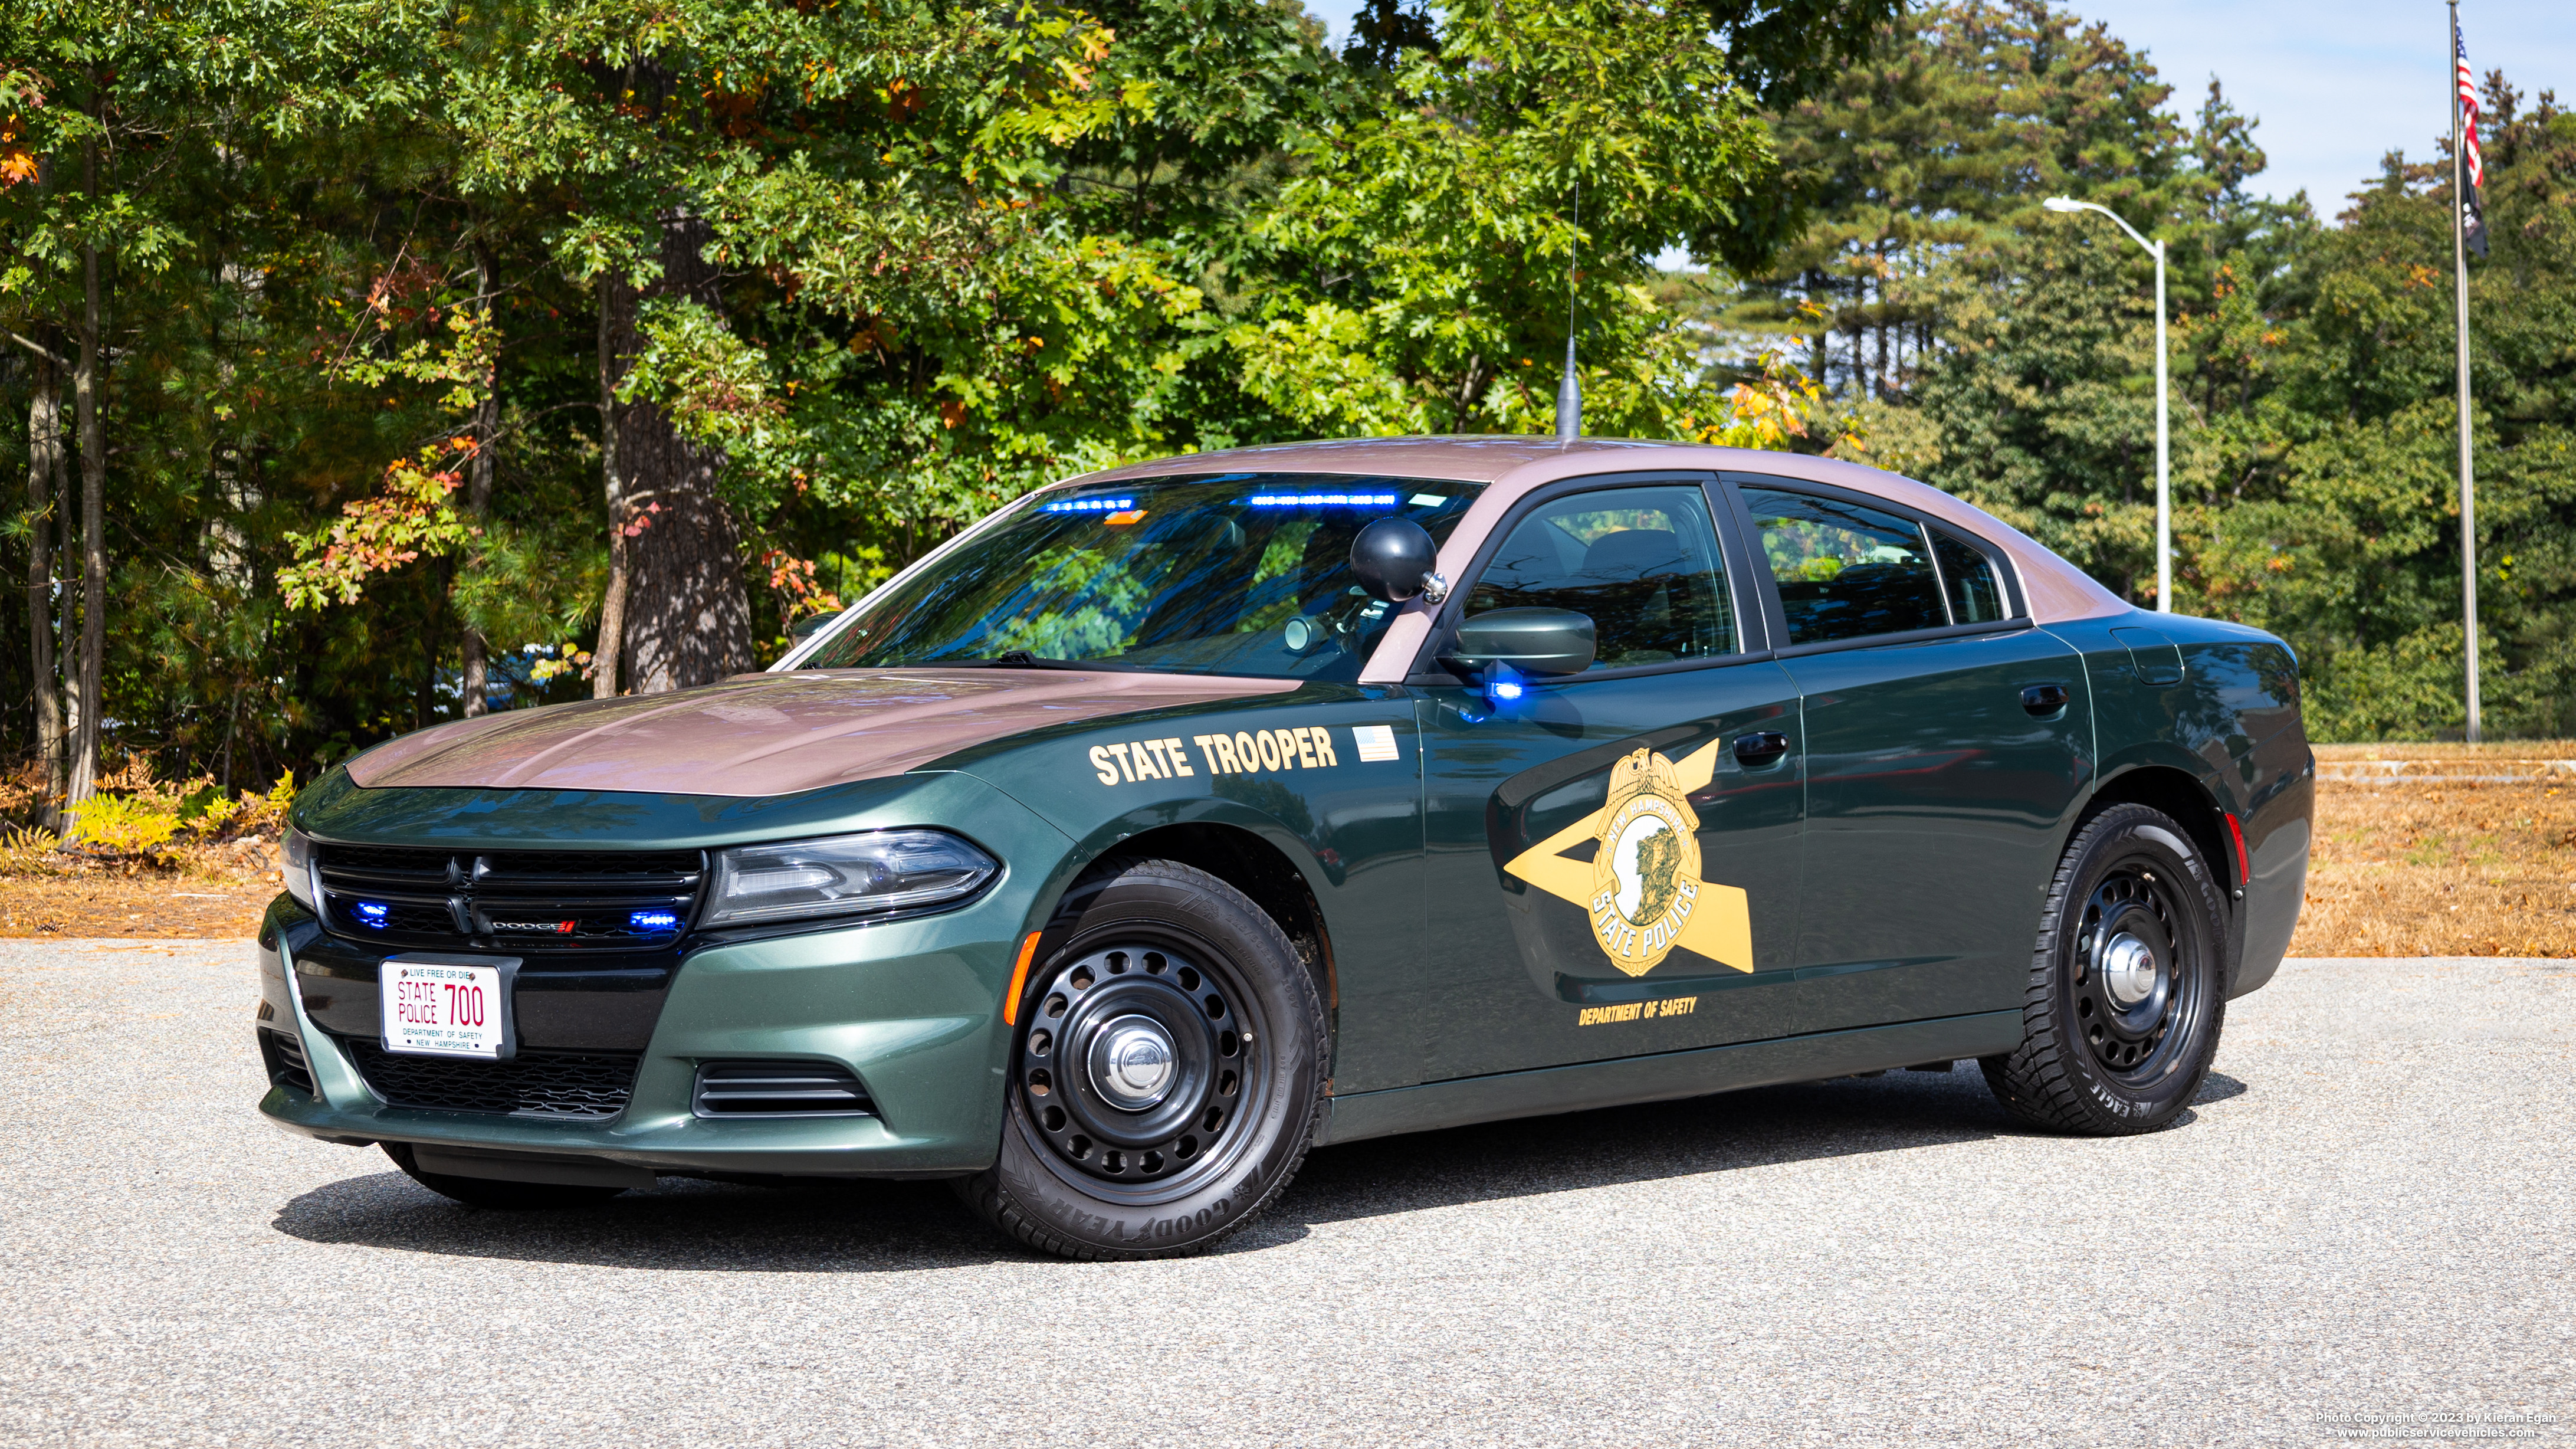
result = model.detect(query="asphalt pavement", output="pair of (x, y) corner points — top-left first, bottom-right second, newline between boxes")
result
(2, 940), (2570, 1447)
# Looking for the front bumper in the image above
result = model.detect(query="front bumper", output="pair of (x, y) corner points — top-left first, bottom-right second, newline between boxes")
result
(257, 883), (1042, 1180)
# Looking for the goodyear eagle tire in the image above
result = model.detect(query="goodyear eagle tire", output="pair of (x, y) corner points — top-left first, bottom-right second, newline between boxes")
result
(957, 858), (1327, 1260)
(1981, 803), (2226, 1136)
(380, 1142), (627, 1209)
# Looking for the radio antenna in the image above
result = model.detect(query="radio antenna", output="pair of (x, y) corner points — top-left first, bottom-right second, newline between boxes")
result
(1554, 179), (1581, 444)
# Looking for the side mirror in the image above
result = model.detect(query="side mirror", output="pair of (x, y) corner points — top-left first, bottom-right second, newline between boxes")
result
(1444, 608), (1596, 677)
(1349, 517), (1445, 603)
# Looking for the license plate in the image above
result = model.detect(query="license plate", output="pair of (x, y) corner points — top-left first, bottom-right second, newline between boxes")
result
(380, 955), (520, 1060)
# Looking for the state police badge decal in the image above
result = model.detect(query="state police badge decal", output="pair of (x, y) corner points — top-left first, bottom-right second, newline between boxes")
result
(1501, 737), (1756, 976)
(1589, 748), (1705, 976)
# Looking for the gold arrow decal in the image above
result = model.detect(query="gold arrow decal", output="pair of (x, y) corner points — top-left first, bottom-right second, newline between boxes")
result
(1501, 739), (1754, 976)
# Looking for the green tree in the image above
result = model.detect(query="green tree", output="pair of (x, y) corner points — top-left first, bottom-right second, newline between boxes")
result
(1231, 0), (1787, 438)
(1719, 0), (2210, 402)
(0, 0), (1965, 821)
(2196, 81), (2576, 738)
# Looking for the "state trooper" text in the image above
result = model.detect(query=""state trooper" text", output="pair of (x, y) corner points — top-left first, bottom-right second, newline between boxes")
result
(1090, 727), (1341, 785)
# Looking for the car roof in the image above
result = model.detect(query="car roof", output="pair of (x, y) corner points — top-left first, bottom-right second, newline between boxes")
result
(1065, 436), (2128, 650)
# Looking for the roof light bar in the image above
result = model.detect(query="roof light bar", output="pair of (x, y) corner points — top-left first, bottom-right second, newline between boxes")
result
(1244, 493), (1399, 507)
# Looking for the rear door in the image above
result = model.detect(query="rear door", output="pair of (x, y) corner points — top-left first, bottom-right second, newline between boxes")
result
(1726, 476), (2092, 1027)
(1410, 475), (1809, 1082)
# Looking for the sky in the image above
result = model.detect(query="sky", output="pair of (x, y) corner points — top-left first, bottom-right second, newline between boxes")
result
(1300, 0), (2576, 215)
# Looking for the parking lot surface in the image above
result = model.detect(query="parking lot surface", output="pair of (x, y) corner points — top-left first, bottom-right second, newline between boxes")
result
(2, 941), (2569, 1447)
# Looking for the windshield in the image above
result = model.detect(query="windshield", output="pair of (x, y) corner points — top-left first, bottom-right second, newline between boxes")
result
(803, 473), (1484, 680)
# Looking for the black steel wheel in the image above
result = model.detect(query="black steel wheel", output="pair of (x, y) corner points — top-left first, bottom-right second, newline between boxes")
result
(1982, 802), (2226, 1135)
(957, 857), (1326, 1259)
(2071, 864), (2193, 1077)
(1015, 940), (1261, 1194)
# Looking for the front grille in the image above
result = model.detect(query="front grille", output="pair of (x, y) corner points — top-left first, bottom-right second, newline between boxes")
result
(345, 1038), (640, 1119)
(693, 1060), (875, 1118)
(260, 1029), (316, 1095)
(314, 845), (703, 953)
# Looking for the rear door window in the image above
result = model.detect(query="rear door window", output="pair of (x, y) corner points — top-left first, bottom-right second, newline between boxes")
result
(1740, 487), (1948, 645)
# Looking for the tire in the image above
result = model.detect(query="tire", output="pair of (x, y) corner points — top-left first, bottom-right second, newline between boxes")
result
(955, 858), (1328, 1260)
(381, 1142), (628, 1210)
(1981, 802), (2227, 1135)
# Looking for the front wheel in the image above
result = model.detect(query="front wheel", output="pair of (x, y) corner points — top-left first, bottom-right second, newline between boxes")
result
(1981, 803), (2227, 1135)
(955, 858), (1327, 1260)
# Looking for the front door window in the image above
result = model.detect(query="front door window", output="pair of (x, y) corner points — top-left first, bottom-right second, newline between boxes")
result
(1466, 486), (1739, 667)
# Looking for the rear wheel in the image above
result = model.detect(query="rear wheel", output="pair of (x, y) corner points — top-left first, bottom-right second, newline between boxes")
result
(381, 1142), (628, 1209)
(956, 858), (1327, 1260)
(1981, 803), (2226, 1135)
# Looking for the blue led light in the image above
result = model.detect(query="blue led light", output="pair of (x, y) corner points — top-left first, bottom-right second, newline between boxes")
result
(1041, 497), (1136, 514)
(629, 910), (680, 930)
(355, 901), (390, 929)
(1243, 493), (1397, 507)
(1488, 680), (1524, 701)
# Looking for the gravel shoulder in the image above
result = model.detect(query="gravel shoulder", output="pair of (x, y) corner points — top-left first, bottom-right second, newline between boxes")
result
(2, 942), (2569, 1448)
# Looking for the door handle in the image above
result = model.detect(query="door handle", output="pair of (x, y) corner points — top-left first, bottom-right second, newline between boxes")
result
(2023, 683), (2071, 717)
(1732, 730), (1790, 766)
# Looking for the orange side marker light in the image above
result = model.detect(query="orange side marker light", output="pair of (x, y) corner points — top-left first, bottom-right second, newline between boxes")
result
(1002, 930), (1042, 1025)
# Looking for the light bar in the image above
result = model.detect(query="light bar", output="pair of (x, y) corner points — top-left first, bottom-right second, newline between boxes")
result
(1042, 497), (1136, 514)
(1244, 493), (1399, 507)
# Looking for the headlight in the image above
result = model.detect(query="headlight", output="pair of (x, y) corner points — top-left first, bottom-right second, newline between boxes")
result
(281, 827), (317, 909)
(703, 830), (999, 927)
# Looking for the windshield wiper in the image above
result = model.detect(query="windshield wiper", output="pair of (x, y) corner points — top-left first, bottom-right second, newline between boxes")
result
(918, 651), (1136, 671)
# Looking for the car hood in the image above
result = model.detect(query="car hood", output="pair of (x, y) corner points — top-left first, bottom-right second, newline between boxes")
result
(343, 668), (1300, 798)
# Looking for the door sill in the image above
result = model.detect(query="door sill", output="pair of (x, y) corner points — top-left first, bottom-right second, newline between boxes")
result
(1314, 1011), (2022, 1146)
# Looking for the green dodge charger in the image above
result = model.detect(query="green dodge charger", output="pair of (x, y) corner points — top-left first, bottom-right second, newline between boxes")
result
(256, 437), (2313, 1258)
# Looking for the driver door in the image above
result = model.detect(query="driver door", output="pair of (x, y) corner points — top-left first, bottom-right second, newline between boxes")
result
(1409, 477), (1809, 1083)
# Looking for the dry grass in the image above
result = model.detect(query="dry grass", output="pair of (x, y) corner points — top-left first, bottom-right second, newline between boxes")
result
(2293, 741), (2576, 957)
(2313, 741), (2576, 765)
(0, 844), (278, 939)
(0, 874), (275, 939)
(0, 755), (293, 939)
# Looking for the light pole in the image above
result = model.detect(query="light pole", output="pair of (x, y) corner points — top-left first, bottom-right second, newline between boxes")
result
(2044, 196), (2170, 614)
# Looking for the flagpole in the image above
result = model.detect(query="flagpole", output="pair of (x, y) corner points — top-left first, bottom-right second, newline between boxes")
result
(2154, 236), (2170, 613)
(2452, 0), (2480, 743)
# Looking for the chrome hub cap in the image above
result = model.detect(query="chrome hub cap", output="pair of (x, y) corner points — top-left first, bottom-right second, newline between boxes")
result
(2101, 933), (2158, 1008)
(1089, 1015), (1177, 1109)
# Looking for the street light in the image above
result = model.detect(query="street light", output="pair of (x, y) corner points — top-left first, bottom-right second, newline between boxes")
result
(2043, 195), (2171, 614)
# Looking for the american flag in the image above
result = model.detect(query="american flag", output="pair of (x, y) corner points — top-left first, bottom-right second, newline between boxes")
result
(2455, 18), (2490, 257)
